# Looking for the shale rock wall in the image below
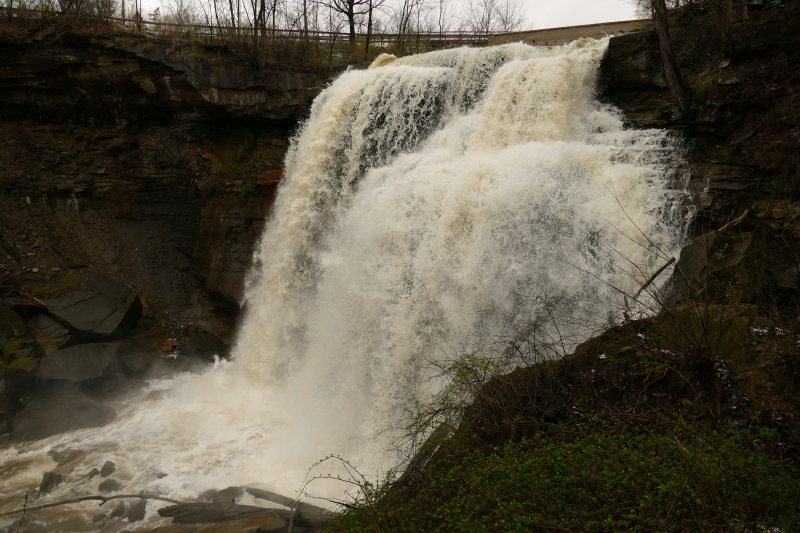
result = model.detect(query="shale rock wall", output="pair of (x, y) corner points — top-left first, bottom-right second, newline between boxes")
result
(599, 3), (800, 299)
(0, 19), (327, 339)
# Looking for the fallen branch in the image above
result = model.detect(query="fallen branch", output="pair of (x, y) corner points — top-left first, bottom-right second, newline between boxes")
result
(623, 257), (676, 321)
(0, 494), (186, 518)
(634, 257), (676, 300)
(717, 210), (748, 233)
(16, 289), (46, 306)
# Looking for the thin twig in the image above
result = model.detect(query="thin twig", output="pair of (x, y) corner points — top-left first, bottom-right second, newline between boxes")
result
(14, 495), (27, 533)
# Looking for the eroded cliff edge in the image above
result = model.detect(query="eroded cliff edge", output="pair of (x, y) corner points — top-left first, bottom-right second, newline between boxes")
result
(1, 18), (327, 340)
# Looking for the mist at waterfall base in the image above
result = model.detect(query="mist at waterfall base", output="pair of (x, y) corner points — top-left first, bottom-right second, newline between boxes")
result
(0, 39), (687, 530)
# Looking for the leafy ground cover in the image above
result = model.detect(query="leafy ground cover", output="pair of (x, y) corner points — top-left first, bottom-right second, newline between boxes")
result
(326, 306), (800, 532)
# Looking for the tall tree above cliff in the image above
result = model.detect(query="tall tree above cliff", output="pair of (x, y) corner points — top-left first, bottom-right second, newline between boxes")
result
(321, 0), (369, 42)
(651, 0), (694, 119)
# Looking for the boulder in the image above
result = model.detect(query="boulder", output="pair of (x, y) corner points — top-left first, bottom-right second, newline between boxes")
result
(210, 486), (245, 504)
(157, 502), (280, 524)
(43, 271), (142, 338)
(666, 229), (766, 307)
(126, 499), (147, 522)
(109, 501), (127, 519)
(767, 263), (798, 289)
(99, 478), (122, 493)
(30, 314), (69, 338)
(28, 313), (70, 355)
(0, 308), (28, 343)
(38, 343), (119, 383)
(38, 471), (64, 496)
(100, 460), (116, 477)
(115, 338), (159, 376)
(179, 328), (230, 363)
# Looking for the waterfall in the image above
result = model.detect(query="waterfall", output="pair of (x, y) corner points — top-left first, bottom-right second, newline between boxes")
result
(233, 38), (685, 467)
(0, 39), (686, 530)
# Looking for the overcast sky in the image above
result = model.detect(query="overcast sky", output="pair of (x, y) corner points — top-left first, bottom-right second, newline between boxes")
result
(140, 0), (639, 31)
(524, 0), (637, 28)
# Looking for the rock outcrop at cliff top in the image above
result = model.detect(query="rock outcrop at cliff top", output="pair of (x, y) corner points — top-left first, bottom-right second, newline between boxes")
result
(0, 20), (322, 125)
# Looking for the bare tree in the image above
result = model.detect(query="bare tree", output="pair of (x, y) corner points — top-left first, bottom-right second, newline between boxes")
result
(392, 0), (424, 54)
(494, 0), (525, 32)
(162, 0), (199, 24)
(431, 0), (457, 34)
(463, 0), (527, 35)
(319, 0), (368, 42)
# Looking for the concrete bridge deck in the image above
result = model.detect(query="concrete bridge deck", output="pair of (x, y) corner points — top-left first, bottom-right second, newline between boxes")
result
(489, 19), (651, 47)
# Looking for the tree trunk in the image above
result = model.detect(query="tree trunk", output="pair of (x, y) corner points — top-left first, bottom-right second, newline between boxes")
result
(347, 3), (355, 43)
(303, 0), (308, 38)
(364, 0), (372, 61)
(652, 0), (693, 120)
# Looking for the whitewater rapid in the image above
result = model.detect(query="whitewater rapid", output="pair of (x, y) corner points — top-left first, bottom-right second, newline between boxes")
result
(0, 38), (687, 532)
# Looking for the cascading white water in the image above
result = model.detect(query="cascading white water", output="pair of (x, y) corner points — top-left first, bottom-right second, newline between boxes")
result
(0, 39), (687, 532)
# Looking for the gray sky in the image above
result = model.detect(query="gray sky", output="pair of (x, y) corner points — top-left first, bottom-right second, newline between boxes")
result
(140, 0), (639, 33)
(526, 0), (637, 28)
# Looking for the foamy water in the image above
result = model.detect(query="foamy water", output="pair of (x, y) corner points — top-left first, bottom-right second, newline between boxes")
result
(0, 39), (687, 531)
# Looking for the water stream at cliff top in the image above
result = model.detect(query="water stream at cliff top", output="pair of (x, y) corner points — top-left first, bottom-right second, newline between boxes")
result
(0, 38), (687, 532)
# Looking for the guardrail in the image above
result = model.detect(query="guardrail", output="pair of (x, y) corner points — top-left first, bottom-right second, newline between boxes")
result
(1, 7), (489, 47)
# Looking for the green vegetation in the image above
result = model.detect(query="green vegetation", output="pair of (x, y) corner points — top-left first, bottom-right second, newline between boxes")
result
(689, 70), (715, 98)
(31, 272), (81, 299)
(326, 305), (800, 532)
(332, 430), (796, 532)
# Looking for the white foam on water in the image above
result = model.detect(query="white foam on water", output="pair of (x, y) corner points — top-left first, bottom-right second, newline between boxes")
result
(0, 39), (688, 531)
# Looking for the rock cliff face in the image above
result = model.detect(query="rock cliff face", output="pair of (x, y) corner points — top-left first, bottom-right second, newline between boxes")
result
(0, 19), (326, 339)
(0, 21), (320, 124)
(599, 3), (800, 291)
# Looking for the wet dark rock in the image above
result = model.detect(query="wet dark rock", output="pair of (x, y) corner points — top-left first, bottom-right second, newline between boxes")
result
(28, 314), (70, 355)
(38, 471), (64, 496)
(0, 308), (28, 342)
(768, 264), (798, 289)
(667, 229), (767, 307)
(99, 478), (122, 493)
(30, 314), (69, 338)
(157, 502), (278, 524)
(209, 486), (245, 504)
(43, 272), (142, 338)
(13, 390), (116, 440)
(126, 499), (147, 522)
(0, 391), (26, 436)
(179, 328), (230, 363)
(115, 339), (159, 376)
(48, 447), (87, 466)
(600, 27), (668, 93)
(100, 460), (116, 477)
(109, 500), (126, 519)
(37, 342), (119, 383)
(85, 468), (100, 480)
